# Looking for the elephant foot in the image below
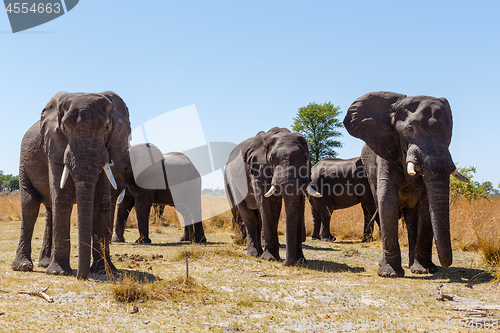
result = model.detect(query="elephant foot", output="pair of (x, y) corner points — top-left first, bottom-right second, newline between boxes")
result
(377, 259), (405, 278)
(179, 234), (191, 242)
(38, 256), (51, 268)
(12, 256), (33, 272)
(410, 259), (437, 274)
(193, 235), (207, 244)
(247, 246), (263, 257)
(90, 258), (117, 274)
(311, 233), (321, 240)
(282, 256), (307, 266)
(135, 237), (151, 244)
(320, 235), (336, 242)
(111, 234), (125, 243)
(261, 248), (280, 261)
(46, 261), (73, 276)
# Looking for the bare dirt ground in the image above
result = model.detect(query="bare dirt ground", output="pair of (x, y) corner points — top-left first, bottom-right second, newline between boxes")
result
(1, 219), (499, 332)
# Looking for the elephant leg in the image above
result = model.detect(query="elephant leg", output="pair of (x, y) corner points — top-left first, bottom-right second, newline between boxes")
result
(310, 201), (322, 240)
(46, 169), (75, 276)
(38, 206), (52, 268)
(377, 178), (404, 278)
(135, 192), (154, 244)
(238, 203), (263, 257)
(319, 201), (335, 241)
(90, 174), (116, 273)
(111, 194), (135, 242)
(260, 196), (282, 261)
(411, 193), (437, 274)
(12, 184), (42, 272)
(402, 205), (418, 268)
(362, 203), (377, 242)
(178, 208), (194, 242)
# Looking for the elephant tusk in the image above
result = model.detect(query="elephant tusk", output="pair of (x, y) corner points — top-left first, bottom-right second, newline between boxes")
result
(407, 162), (417, 176)
(264, 185), (277, 197)
(117, 189), (126, 204)
(452, 170), (470, 183)
(60, 164), (70, 189)
(103, 163), (118, 190)
(306, 184), (322, 198)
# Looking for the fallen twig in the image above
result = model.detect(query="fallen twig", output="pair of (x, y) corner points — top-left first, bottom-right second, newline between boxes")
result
(436, 284), (454, 301)
(18, 287), (53, 303)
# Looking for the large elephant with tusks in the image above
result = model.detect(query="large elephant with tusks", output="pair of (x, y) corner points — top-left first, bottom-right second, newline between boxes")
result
(224, 127), (321, 266)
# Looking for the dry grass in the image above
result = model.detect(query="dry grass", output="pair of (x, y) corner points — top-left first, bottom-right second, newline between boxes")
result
(2, 194), (500, 277)
(0, 193), (21, 221)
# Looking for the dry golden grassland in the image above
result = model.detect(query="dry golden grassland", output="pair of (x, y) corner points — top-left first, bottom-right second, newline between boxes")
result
(0, 194), (499, 332)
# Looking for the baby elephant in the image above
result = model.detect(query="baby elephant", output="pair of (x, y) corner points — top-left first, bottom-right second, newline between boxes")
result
(309, 157), (379, 242)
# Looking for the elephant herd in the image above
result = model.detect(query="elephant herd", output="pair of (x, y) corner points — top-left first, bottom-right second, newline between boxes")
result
(11, 90), (469, 280)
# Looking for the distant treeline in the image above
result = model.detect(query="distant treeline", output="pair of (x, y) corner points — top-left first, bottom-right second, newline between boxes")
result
(202, 188), (226, 197)
(0, 171), (19, 191)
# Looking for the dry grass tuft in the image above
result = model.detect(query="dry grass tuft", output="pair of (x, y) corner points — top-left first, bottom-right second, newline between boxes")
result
(0, 193), (22, 221)
(109, 272), (207, 303)
(171, 245), (243, 262)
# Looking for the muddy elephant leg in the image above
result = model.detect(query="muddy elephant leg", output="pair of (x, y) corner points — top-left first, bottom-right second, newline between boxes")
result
(411, 193), (437, 274)
(38, 207), (52, 268)
(260, 196), (282, 261)
(112, 194), (135, 242)
(135, 192), (154, 244)
(12, 184), (42, 272)
(90, 173), (116, 273)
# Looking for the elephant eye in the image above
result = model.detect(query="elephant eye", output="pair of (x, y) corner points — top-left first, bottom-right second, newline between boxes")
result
(60, 123), (68, 134)
(406, 125), (414, 132)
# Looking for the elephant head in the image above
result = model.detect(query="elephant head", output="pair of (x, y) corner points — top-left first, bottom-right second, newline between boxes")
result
(40, 91), (130, 279)
(245, 127), (320, 265)
(344, 91), (465, 268)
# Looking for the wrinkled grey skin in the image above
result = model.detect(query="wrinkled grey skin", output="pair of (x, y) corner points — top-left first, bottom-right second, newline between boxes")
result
(225, 127), (311, 266)
(344, 91), (457, 278)
(12, 91), (131, 279)
(112, 144), (206, 244)
(309, 157), (379, 242)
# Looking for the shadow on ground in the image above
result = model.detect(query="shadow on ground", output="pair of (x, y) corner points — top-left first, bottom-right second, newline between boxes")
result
(299, 259), (365, 273)
(406, 266), (494, 285)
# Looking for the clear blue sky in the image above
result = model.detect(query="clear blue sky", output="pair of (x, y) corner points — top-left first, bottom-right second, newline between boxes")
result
(1, 1), (499, 188)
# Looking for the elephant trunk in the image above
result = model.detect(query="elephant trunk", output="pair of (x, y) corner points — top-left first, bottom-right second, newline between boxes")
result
(420, 149), (453, 268)
(74, 180), (97, 279)
(424, 177), (452, 267)
(274, 162), (307, 266)
(282, 193), (304, 266)
(65, 136), (111, 279)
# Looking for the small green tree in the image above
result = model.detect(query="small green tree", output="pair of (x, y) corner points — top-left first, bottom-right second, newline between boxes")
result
(0, 171), (20, 191)
(449, 166), (491, 204)
(291, 102), (343, 165)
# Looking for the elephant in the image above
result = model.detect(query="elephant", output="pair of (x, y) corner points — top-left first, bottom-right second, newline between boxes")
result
(309, 157), (379, 242)
(344, 91), (469, 277)
(224, 127), (322, 266)
(12, 91), (131, 279)
(111, 143), (206, 244)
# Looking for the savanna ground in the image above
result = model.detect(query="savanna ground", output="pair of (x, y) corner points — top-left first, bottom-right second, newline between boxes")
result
(0, 194), (500, 332)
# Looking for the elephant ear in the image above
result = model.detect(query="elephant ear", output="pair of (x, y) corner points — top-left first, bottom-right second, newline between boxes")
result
(40, 91), (72, 164)
(244, 131), (273, 183)
(344, 91), (407, 162)
(100, 91), (131, 163)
